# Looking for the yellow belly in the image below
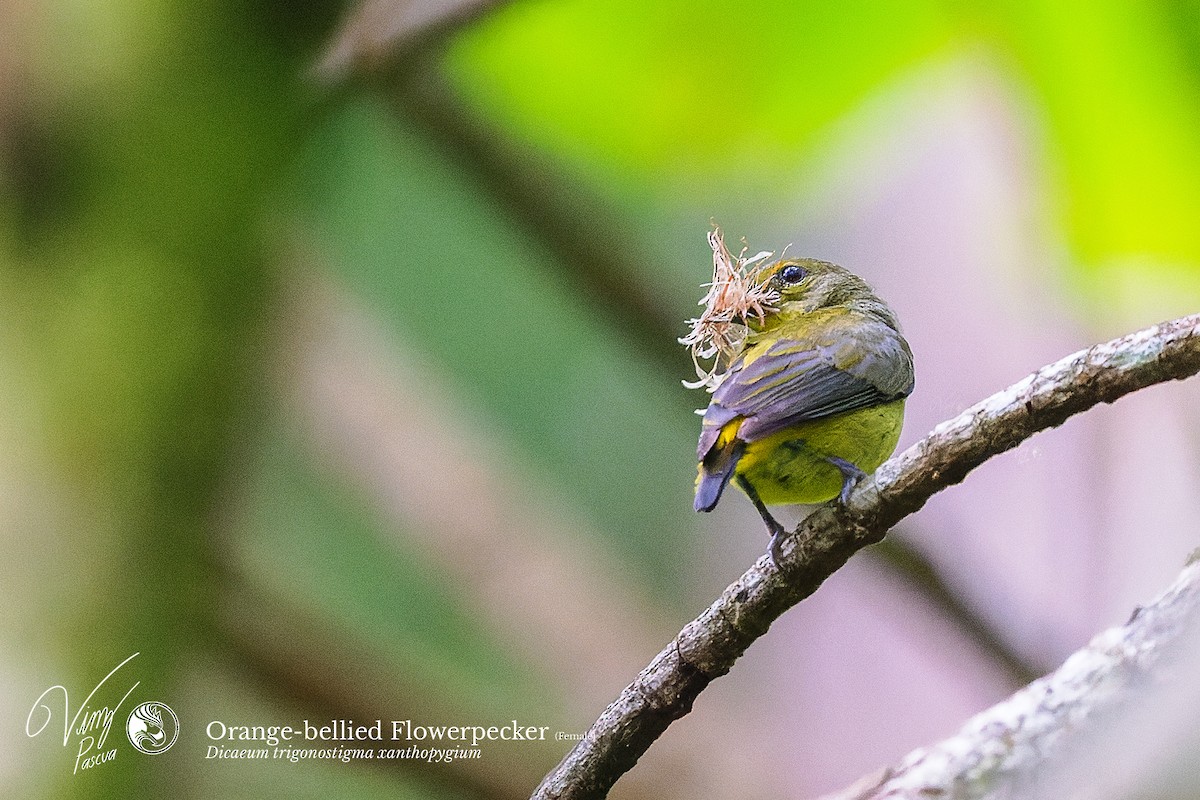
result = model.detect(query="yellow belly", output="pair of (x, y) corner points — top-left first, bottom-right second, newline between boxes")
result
(735, 399), (906, 505)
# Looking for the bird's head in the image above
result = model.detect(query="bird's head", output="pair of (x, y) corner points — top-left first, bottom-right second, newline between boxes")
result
(748, 257), (894, 330)
(679, 228), (899, 391)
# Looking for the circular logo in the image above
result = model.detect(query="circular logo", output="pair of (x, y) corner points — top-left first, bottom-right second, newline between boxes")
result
(126, 701), (179, 755)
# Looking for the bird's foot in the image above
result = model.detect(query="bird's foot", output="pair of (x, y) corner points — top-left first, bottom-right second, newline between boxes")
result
(826, 456), (867, 506)
(768, 525), (788, 568)
(735, 475), (791, 569)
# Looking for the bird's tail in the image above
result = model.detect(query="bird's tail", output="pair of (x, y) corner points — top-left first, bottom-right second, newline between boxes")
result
(694, 439), (744, 512)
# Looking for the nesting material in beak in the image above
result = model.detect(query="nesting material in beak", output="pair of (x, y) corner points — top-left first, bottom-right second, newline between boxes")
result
(679, 226), (779, 391)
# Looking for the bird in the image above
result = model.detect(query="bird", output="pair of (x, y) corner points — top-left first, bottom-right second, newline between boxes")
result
(693, 257), (914, 552)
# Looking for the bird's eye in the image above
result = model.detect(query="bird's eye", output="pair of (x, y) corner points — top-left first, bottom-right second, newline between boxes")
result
(778, 264), (807, 284)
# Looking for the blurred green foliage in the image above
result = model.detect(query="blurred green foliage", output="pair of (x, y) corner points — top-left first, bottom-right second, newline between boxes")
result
(446, 0), (953, 186)
(4, 0), (1200, 798)
(238, 422), (545, 720)
(293, 100), (697, 582)
(2, 0), (341, 796)
(445, 0), (1200, 308)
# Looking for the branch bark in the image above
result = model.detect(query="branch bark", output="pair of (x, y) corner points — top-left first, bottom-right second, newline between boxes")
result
(532, 312), (1200, 800)
(822, 550), (1200, 800)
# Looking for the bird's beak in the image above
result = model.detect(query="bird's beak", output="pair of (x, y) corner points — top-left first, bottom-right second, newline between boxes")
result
(739, 310), (771, 332)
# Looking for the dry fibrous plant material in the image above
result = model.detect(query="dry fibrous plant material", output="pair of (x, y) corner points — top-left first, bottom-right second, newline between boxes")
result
(679, 227), (780, 391)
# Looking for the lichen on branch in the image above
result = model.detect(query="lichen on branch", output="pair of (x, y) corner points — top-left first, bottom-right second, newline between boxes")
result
(825, 553), (1200, 800)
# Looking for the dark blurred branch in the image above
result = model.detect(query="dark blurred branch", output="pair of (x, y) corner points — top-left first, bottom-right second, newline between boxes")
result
(323, 13), (690, 380)
(823, 551), (1200, 800)
(316, 0), (507, 80)
(532, 313), (1200, 800)
(324, 20), (1046, 692)
(869, 536), (1043, 685)
(217, 574), (547, 800)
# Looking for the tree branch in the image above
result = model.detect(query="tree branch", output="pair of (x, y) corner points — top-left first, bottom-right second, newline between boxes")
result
(532, 312), (1200, 800)
(313, 3), (1047, 705)
(315, 0), (506, 80)
(823, 550), (1200, 800)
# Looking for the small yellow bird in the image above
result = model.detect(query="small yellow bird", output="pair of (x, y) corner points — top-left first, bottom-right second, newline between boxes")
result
(694, 258), (914, 544)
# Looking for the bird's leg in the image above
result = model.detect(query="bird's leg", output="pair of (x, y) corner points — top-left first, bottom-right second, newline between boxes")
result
(736, 474), (784, 538)
(826, 456), (867, 506)
(736, 475), (789, 564)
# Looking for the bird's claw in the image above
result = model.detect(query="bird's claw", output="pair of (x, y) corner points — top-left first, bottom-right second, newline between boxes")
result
(827, 456), (867, 506)
(768, 528), (788, 568)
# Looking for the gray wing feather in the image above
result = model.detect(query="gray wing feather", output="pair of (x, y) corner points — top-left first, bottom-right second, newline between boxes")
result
(698, 318), (912, 454)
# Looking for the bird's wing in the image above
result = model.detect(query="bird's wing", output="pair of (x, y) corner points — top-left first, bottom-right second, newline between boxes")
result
(697, 313), (913, 458)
